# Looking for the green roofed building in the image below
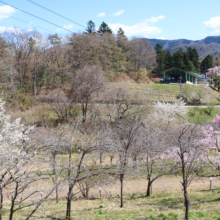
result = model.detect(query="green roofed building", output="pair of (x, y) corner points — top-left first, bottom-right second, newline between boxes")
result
(161, 67), (206, 84)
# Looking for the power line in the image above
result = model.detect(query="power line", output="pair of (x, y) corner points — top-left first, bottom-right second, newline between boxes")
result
(0, 0), (75, 34)
(27, 0), (86, 29)
(0, 11), (55, 34)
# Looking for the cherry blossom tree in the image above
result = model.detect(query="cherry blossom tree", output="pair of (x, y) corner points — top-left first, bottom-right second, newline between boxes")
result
(206, 66), (220, 89)
(139, 100), (187, 196)
(163, 122), (208, 220)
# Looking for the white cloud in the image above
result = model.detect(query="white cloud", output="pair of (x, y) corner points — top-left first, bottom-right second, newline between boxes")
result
(97, 12), (105, 17)
(112, 10), (124, 16)
(57, 24), (74, 32)
(0, 5), (16, 19)
(145, 16), (166, 23)
(204, 17), (220, 29)
(109, 22), (162, 38)
(156, 37), (167, 40)
(211, 29), (220, 34)
(0, 27), (24, 33)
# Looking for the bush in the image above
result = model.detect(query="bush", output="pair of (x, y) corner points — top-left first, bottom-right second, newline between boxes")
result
(168, 212), (178, 218)
(6, 93), (35, 111)
(197, 211), (205, 217)
(149, 215), (156, 220)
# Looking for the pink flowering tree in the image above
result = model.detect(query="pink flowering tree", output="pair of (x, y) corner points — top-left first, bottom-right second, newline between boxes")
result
(139, 100), (188, 197)
(200, 114), (220, 173)
(162, 120), (208, 220)
(206, 66), (220, 89)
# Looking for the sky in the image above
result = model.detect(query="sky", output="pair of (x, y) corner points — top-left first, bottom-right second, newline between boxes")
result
(0, 0), (220, 40)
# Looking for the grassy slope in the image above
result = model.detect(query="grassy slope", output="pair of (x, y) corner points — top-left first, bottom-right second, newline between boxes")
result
(8, 187), (220, 219)
(112, 83), (220, 103)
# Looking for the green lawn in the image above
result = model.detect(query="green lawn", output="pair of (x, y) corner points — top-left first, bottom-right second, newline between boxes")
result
(7, 188), (220, 219)
(114, 83), (220, 103)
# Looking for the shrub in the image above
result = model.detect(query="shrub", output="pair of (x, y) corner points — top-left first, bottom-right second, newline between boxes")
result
(168, 212), (178, 218)
(189, 212), (195, 218)
(149, 215), (156, 220)
(6, 93), (35, 111)
(197, 211), (205, 217)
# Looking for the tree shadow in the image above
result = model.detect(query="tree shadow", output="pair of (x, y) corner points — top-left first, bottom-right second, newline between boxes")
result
(46, 216), (64, 220)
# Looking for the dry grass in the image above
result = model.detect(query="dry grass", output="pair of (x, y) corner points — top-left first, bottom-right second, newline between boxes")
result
(3, 176), (220, 219)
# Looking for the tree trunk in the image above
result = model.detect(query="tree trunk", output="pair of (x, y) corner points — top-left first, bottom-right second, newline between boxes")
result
(120, 173), (124, 208)
(66, 188), (72, 220)
(0, 183), (3, 220)
(9, 182), (19, 220)
(183, 184), (189, 220)
(100, 152), (103, 165)
(52, 152), (59, 203)
(146, 179), (152, 197)
(181, 149), (189, 220)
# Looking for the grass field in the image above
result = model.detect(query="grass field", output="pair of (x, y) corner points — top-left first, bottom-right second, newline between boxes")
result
(3, 177), (220, 220)
(112, 83), (220, 104)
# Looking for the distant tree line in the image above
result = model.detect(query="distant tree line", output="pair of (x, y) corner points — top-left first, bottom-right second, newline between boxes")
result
(0, 21), (156, 93)
(154, 43), (213, 75)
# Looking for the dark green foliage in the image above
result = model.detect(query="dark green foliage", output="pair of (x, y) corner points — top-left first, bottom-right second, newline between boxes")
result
(86, 20), (96, 33)
(48, 33), (61, 45)
(155, 44), (166, 72)
(200, 54), (214, 74)
(97, 22), (112, 34)
(164, 51), (173, 69)
(187, 47), (199, 71)
(117, 28), (125, 36)
(173, 48), (185, 69)
(154, 46), (199, 74)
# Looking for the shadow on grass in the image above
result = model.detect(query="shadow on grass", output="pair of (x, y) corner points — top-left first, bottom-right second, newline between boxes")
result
(46, 216), (64, 220)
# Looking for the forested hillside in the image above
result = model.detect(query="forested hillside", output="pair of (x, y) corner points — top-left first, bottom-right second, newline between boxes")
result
(0, 25), (155, 94)
(148, 35), (220, 59)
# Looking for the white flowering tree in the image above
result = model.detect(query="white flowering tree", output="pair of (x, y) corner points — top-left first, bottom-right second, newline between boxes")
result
(140, 100), (188, 197)
(0, 100), (56, 220)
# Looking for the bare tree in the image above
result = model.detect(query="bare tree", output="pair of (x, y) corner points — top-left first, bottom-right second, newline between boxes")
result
(70, 65), (105, 123)
(108, 115), (143, 208)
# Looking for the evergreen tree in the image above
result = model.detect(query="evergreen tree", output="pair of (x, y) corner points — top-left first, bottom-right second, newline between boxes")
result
(173, 48), (185, 69)
(97, 22), (112, 34)
(48, 33), (61, 45)
(117, 28), (125, 36)
(191, 48), (199, 71)
(164, 51), (173, 69)
(187, 47), (199, 71)
(183, 54), (191, 70)
(155, 43), (165, 72)
(200, 54), (214, 74)
(86, 20), (96, 33)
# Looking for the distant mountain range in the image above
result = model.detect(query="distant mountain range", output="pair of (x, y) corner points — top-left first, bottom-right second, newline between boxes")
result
(147, 36), (220, 60)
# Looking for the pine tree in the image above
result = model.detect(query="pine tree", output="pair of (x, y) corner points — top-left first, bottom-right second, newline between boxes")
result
(187, 47), (199, 71)
(173, 48), (185, 69)
(155, 44), (165, 72)
(191, 48), (199, 71)
(86, 20), (96, 33)
(200, 54), (214, 74)
(117, 28), (125, 36)
(97, 22), (112, 34)
(164, 51), (173, 69)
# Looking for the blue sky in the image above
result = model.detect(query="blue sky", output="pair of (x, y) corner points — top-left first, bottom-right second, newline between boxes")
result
(0, 0), (220, 40)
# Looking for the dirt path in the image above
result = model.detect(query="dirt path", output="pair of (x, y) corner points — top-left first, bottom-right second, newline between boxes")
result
(83, 176), (220, 198)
